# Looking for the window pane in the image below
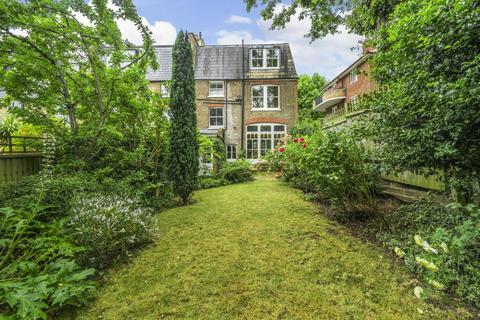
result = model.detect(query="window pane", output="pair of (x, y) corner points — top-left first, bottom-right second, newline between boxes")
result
(260, 125), (271, 132)
(267, 97), (279, 109)
(274, 133), (285, 148)
(247, 126), (258, 132)
(274, 125), (285, 132)
(252, 86), (263, 97)
(227, 145), (237, 160)
(260, 133), (272, 156)
(247, 133), (258, 159)
(267, 86), (278, 97)
(252, 97), (263, 109)
(251, 49), (264, 68)
(266, 49), (279, 68)
(252, 49), (263, 59)
(252, 86), (265, 109)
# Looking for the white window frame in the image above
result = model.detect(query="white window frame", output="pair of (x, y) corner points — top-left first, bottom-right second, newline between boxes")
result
(208, 107), (224, 128)
(160, 83), (170, 98)
(251, 85), (280, 111)
(226, 145), (237, 161)
(250, 48), (280, 69)
(349, 70), (358, 84)
(246, 124), (287, 160)
(209, 81), (224, 97)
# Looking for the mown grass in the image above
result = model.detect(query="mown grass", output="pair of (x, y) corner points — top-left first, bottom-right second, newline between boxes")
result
(72, 175), (465, 319)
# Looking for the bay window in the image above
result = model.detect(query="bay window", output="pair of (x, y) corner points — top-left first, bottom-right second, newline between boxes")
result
(246, 124), (286, 159)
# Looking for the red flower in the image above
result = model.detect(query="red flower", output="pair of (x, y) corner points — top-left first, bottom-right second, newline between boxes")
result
(279, 147), (285, 153)
(303, 143), (308, 148)
(300, 137), (305, 143)
(293, 138), (299, 143)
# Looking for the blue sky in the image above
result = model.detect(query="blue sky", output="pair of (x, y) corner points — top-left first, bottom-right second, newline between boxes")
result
(120, 0), (363, 79)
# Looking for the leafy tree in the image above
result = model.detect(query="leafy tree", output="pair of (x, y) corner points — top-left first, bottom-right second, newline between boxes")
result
(363, 0), (480, 201)
(168, 31), (199, 204)
(245, 0), (404, 39)
(298, 73), (326, 119)
(0, 0), (157, 160)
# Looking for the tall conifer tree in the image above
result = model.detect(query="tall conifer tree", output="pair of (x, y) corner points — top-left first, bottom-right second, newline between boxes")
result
(168, 31), (199, 204)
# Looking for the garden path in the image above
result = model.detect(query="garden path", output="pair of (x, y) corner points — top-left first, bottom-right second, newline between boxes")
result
(76, 175), (460, 319)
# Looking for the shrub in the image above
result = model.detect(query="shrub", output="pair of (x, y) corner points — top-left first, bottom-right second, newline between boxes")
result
(198, 176), (228, 189)
(267, 131), (379, 217)
(0, 207), (95, 319)
(0, 171), (173, 218)
(220, 160), (254, 184)
(69, 194), (157, 269)
(379, 201), (480, 308)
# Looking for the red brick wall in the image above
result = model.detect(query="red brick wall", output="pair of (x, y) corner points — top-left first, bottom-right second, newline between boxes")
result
(342, 62), (376, 102)
(245, 117), (289, 125)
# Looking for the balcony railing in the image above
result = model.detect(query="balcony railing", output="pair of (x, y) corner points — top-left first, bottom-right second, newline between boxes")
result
(313, 88), (347, 111)
(323, 98), (367, 126)
(323, 88), (346, 101)
(0, 135), (44, 154)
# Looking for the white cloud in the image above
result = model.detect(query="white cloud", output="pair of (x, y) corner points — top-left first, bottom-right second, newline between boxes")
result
(75, 1), (176, 46)
(117, 17), (176, 45)
(216, 30), (267, 45)
(217, 5), (363, 78)
(226, 15), (253, 24)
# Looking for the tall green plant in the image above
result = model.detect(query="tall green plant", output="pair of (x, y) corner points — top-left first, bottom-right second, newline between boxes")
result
(363, 0), (480, 202)
(0, 0), (157, 161)
(268, 130), (379, 217)
(168, 31), (199, 204)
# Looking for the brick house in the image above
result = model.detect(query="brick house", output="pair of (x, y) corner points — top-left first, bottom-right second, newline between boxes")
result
(147, 33), (298, 162)
(312, 48), (376, 127)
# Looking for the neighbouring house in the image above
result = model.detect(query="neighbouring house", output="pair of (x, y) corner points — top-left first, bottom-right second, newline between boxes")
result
(147, 33), (298, 163)
(313, 47), (376, 128)
(312, 47), (445, 200)
(0, 89), (23, 123)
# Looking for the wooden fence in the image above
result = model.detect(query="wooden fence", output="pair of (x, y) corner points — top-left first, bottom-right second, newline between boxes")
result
(0, 135), (43, 184)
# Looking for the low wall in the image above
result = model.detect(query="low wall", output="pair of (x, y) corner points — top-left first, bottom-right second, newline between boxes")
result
(0, 153), (42, 184)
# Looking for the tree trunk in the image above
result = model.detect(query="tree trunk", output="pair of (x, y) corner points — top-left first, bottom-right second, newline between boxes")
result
(66, 103), (79, 160)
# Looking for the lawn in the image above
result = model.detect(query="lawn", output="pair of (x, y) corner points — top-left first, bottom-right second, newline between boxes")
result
(72, 175), (463, 319)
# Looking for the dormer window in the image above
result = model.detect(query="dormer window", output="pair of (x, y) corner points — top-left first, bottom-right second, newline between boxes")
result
(250, 48), (280, 69)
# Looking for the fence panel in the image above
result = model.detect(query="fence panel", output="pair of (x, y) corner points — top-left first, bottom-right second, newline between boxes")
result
(0, 135), (44, 184)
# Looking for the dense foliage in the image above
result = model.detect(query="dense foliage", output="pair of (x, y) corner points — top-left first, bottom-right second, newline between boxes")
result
(297, 73), (326, 120)
(0, 0), (157, 162)
(0, 206), (95, 319)
(0, 1), (172, 318)
(168, 31), (199, 204)
(379, 201), (480, 308)
(362, 0), (480, 202)
(266, 130), (379, 217)
(245, 0), (403, 38)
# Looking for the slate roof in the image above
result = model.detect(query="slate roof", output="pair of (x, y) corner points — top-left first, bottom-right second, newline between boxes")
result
(146, 46), (173, 81)
(146, 43), (297, 82)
